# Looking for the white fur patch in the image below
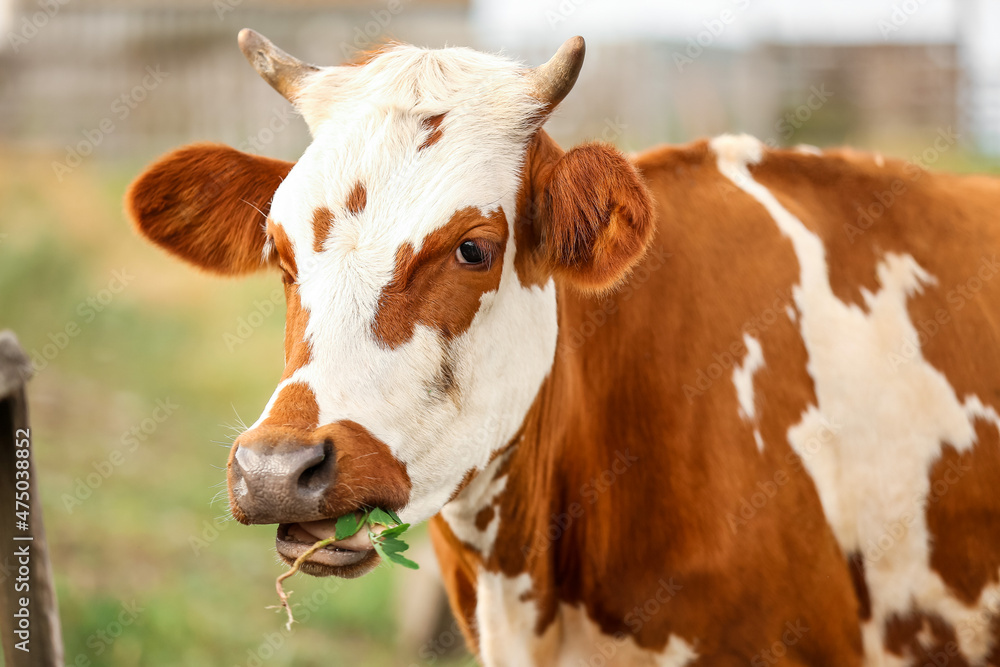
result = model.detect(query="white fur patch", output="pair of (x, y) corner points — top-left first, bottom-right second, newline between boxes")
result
(439, 449), (511, 557)
(250, 46), (559, 525)
(711, 134), (1000, 664)
(477, 571), (539, 666)
(476, 570), (698, 667)
(732, 333), (764, 423)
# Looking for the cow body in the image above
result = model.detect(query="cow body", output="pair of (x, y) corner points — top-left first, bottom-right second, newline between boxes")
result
(432, 133), (1000, 666)
(126, 33), (1000, 666)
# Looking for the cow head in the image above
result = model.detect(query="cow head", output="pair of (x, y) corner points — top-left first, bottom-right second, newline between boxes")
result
(126, 30), (653, 577)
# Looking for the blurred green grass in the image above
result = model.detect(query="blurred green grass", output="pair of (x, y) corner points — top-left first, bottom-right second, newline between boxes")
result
(0, 153), (467, 666)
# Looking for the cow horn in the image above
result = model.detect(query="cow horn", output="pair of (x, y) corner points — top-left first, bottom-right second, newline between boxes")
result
(527, 36), (586, 114)
(238, 28), (319, 101)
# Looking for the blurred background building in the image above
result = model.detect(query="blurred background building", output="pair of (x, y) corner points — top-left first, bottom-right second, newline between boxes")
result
(0, 0), (997, 161)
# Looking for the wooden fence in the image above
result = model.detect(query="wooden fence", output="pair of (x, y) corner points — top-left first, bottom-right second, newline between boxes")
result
(0, 331), (63, 667)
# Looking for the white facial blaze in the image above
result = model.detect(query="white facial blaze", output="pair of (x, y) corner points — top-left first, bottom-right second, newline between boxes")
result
(712, 134), (1000, 664)
(251, 45), (559, 525)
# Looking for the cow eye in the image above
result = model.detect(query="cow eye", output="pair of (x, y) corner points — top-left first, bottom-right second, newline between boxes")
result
(456, 240), (486, 265)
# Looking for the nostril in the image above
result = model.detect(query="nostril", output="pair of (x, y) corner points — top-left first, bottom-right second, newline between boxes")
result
(296, 441), (334, 493)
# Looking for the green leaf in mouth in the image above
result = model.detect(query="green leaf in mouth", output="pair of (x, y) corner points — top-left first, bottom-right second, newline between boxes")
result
(272, 507), (419, 629)
(334, 512), (363, 541)
(371, 528), (419, 570)
(367, 507), (398, 528)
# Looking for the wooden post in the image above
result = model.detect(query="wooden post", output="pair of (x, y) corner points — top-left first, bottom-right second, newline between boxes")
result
(0, 331), (63, 666)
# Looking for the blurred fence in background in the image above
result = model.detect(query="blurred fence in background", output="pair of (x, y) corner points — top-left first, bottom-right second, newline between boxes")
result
(0, 0), (471, 163)
(0, 0), (991, 167)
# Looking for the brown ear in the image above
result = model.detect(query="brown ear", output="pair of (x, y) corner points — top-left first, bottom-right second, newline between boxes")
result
(125, 143), (293, 275)
(539, 142), (654, 291)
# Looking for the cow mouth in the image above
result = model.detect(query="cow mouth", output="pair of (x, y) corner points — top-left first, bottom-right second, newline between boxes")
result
(275, 517), (381, 578)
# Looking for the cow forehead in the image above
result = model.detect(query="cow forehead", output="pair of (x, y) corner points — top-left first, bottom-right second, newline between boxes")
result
(270, 110), (521, 267)
(268, 44), (544, 261)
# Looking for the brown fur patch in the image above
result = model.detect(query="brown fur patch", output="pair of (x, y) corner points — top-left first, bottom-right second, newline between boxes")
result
(372, 206), (507, 348)
(311, 419), (412, 517)
(429, 515), (482, 653)
(430, 350), (460, 405)
(281, 282), (312, 379)
(345, 183), (367, 215)
(419, 114), (446, 150)
(475, 505), (495, 531)
(884, 612), (969, 667)
(260, 382), (319, 431)
(311, 207), (334, 253)
(266, 219), (298, 279)
(926, 423), (1000, 605)
(126, 143), (292, 275)
(436, 139), (865, 663)
(848, 552), (873, 621)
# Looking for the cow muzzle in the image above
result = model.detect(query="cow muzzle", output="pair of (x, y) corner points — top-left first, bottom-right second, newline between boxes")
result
(226, 421), (412, 577)
(229, 437), (334, 524)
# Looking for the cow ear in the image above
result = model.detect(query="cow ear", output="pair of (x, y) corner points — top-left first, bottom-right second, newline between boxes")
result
(538, 142), (654, 291)
(125, 143), (293, 275)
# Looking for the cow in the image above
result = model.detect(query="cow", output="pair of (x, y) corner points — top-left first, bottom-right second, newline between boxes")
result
(125, 29), (1000, 666)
